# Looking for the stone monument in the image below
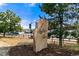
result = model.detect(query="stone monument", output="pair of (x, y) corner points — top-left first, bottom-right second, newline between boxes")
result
(33, 19), (48, 52)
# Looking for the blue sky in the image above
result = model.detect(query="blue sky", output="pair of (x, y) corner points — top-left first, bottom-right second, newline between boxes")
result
(0, 3), (46, 29)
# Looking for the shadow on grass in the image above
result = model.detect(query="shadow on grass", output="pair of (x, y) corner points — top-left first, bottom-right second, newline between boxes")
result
(0, 36), (15, 38)
(8, 44), (79, 56)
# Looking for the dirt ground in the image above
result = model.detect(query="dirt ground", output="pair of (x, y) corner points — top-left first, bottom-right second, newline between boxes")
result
(0, 37), (77, 47)
(0, 37), (33, 47)
(8, 44), (79, 56)
(0, 35), (78, 56)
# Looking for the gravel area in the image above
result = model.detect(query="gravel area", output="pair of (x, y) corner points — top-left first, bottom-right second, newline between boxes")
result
(0, 47), (10, 56)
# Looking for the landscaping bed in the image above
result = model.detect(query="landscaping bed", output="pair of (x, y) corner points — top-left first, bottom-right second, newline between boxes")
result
(8, 44), (79, 56)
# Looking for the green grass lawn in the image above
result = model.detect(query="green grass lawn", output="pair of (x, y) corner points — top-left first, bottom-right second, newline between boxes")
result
(63, 44), (79, 51)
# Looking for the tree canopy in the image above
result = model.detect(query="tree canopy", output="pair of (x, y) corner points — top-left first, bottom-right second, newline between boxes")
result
(0, 10), (22, 37)
(40, 3), (79, 47)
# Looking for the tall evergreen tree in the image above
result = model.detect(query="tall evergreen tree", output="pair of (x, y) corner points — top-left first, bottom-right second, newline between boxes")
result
(40, 3), (73, 47)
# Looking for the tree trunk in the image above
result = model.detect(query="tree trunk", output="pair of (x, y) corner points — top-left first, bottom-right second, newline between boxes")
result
(59, 19), (63, 48)
(3, 32), (6, 37)
(77, 38), (79, 44)
(59, 11), (63, 48)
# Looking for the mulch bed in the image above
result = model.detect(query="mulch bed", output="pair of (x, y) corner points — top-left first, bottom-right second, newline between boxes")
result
(8, 44), (79, 56)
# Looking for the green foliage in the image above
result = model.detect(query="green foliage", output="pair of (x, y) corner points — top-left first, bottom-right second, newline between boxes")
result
(48, 31), (53, 38)
(40, 3), (79, 46)
(64, 31), (70, 38)
(0, 10), (23, 37)
(40, 3), (71, 47)
(71, 31), (76, 38)
(48, 19), (59, 30)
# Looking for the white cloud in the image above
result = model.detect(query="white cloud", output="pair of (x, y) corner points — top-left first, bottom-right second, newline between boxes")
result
(0, 3), (7, 9)
(0, 3), (6, 6)
(24, 3), (36, 7)
(20, 19), (35, 29)
(33, 19), (37, 22)
(29, 3), (36, 7)
(20, 20), (29, 29)
(0, 3), (3, 6)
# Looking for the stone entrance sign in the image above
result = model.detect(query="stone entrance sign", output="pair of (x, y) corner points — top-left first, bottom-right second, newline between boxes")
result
(33, 19), (48, 52)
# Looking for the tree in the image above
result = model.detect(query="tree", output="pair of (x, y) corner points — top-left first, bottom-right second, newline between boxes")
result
(74, 4), (79, 44)
(0, 12), (9, 37)
(40, 3), (72, 47)
(67, 4), (79, 44)
(0, 10), (22, 37)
